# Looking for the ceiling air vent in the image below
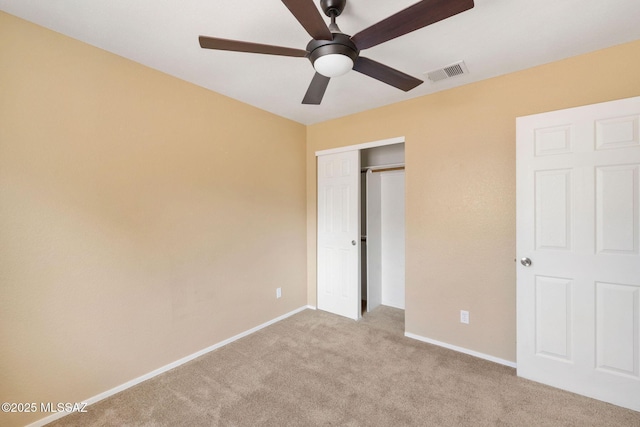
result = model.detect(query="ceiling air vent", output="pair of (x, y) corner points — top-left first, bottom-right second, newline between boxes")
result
(425, 61), (469, 83)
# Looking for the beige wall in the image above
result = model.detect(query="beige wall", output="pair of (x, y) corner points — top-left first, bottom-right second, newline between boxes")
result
(307, 39), (640, 362)
(0, 12), (306, 427)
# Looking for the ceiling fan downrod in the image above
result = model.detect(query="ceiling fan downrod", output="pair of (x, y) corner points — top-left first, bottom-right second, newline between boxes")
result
(321, 0), (346, 33)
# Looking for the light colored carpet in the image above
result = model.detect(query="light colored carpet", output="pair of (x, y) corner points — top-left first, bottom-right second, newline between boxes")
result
(48, 307), (639, 426)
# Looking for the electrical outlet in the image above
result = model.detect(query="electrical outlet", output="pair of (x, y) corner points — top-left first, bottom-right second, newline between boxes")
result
(276, 288), (282, 299)
(460, 310), (469, 324)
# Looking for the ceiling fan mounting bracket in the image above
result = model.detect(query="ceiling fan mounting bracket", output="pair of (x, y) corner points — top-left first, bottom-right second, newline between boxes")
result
(320, 0), (347, 17)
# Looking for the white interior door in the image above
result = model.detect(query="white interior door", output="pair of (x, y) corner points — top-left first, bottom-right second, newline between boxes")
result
(366, 169), (382, 312)
(317, 150), (360, 320)
(516, 96), (640, 411)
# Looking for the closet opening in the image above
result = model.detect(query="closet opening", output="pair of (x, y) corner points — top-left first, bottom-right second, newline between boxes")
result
(360, 144), (405, 317)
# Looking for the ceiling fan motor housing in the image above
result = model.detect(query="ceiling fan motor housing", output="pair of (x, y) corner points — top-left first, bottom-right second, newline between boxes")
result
(307, 33), (359, 67)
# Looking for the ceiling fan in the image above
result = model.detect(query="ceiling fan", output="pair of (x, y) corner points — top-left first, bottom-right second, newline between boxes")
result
(199, 0), (474, 105)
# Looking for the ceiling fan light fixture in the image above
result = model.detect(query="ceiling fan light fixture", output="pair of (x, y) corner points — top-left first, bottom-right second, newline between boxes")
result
(314, 53), (354, 77)
(307, 33), (359, 78)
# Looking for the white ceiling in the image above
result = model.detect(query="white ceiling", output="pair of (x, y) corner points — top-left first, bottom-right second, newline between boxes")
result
(2, 0), (639, 125)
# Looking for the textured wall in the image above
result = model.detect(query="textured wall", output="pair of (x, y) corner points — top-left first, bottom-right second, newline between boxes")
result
(307, 39), (640, 363)
(0, 12), (306, 427)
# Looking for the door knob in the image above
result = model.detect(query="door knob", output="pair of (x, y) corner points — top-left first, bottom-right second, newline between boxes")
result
(520, 257), (532, 267)
(351, 240), (356, 246)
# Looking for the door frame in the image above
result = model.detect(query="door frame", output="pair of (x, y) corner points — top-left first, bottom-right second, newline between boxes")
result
(315, 136), (405, 157)
(315, 136), (405, 317)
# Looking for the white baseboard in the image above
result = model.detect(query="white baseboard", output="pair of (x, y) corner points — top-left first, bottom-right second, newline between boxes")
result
(306, 305), (317, 310)
(27, 305), (309, 427)
(404, 332), (517, 368)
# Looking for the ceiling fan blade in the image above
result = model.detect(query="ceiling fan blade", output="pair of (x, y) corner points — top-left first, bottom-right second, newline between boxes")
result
(199, 36), (308, 57)
(302, 73), (331, 105)
(353, 57), (423, 91)
(281, 0), (333, 41)
(351, 0), (474, 50)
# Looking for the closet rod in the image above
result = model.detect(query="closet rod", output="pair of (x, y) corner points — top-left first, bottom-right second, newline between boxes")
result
(361, 163), (405, 173)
